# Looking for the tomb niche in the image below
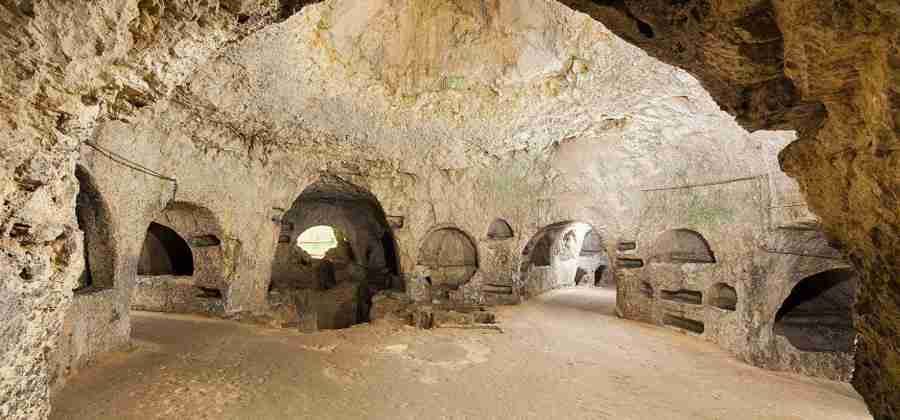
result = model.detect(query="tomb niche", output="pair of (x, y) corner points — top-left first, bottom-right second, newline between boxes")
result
(649, 229), (716, 263)
(774, 268), (857, 353)
(708, 283), (737, 311)
(137, 222), (195, 276)
(486, 218), (514, 240)
(418, 227), (478, 290)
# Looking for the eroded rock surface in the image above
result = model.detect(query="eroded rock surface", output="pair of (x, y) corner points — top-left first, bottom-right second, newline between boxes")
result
(559, 2), (898, 416)
(1, 0), (897, 419)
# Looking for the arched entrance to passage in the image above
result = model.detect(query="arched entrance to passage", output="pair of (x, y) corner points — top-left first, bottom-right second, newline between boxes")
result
(519, 221), (612, 305)
(774, 268), (857, 353)
(577, 229), (610, 288)
(269, 175), (400, 330)
(74, 165), (116, 292)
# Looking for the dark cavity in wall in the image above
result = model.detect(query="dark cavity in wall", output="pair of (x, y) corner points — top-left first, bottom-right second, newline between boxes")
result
(617, 240), (637, 251)
(774, 268), (857, 353)
(381, 232), (400, 276)
(138, 222), (195, 276)
(530, 235), (553, 266)
(575, 267), (587, 285)
(664, 314), (704, 334)
(640, 281), (653, 297)
(196, 287), (223, 299)
(487, 218), (514, 240)
(650, 229), (716, 263)
(594, 266), (607, 287)
(190, 235), (221, 247)
(635, 18), (654, 38)
(661, 289), (702, 305)
(617, 257), (644, 268)
(708, 283), (737, 310)
(74, 165), (114, 291)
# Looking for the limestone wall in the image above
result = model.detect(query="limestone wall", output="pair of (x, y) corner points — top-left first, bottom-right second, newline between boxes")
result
(5, 0), (892, 418)
(616, 174), (855, 381)
(41, 0), (794, 394)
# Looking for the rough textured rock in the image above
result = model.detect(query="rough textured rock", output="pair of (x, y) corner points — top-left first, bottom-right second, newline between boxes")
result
(1, 0), (897, 418)
(0, 0), (282, 416)
(615, 166), (855, 381)
(558, 2), (898, 416)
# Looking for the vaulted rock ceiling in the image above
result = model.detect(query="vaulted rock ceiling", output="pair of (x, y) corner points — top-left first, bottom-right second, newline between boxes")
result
(0, 0), (897, 418)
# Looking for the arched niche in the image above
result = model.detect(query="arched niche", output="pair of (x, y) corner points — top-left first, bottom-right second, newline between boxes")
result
(580, 229), (603, 256)
(486, 218), (514, 240)
(74, 165), (116, 291)
(418, 227), (478, 289)
(138, 222), (195, 276)
(774, 268), (857, 353)
(273, 175), (400, 288)
(519, 221), (612, 298)
(708, 283), (737, 311)
(649, 229), (716, 263)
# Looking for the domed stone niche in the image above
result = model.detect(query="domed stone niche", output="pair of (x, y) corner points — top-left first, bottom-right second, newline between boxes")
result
(418, 227), (478, 290)
(774, 268), (857, 353)
(138, 222), (195, 276)
(486, 218), (514, 240)
(649, 229), (715, 263)
(708, 283), (737, 311)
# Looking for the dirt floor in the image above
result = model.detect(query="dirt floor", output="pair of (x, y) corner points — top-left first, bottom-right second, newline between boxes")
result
(51, 288), (872, 420)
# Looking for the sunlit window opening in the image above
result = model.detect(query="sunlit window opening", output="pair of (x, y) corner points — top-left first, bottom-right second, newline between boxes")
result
(297, 225), (338, 259)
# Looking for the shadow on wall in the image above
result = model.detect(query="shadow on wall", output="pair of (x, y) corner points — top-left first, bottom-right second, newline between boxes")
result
(73, 165), (116, 292)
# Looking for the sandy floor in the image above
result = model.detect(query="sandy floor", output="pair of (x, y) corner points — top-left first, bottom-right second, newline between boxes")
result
(51, 288), (871, 420)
